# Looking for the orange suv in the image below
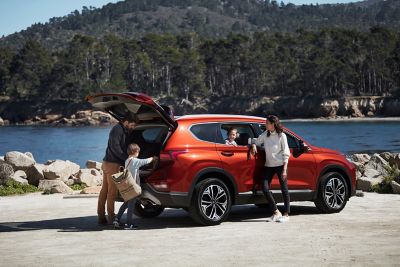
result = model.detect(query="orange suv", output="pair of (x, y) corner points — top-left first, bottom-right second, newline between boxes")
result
(88, 92), (357, 225)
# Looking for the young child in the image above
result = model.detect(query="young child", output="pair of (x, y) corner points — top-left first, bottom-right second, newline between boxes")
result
(113, 143), (154, 230)
(225, 128), (238, 146)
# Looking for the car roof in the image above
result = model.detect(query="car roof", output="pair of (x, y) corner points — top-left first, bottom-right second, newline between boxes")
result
(175, 114), (265, 122)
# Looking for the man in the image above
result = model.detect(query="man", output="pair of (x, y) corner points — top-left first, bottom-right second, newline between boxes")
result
(97, 113), (137, 225)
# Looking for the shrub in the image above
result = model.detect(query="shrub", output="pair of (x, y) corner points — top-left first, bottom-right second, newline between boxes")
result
(0, 179), (41, 196)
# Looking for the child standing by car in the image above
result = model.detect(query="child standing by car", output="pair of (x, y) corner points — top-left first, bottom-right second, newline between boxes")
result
(113, 143), (154, 230)
(251, 115), (291, 223)
(225, 128), (238, 146)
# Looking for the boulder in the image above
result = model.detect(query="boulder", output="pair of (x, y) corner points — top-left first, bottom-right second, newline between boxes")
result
(363, 168), (381, 179)
(391, 181), (400, 194)
(45, 114), (62, 121)
(0, 156), (4, 162)
(4, 151), (36, 171)
(0, 117), (4, 126)
(86, 160), (102, 171)
(25, 163), (45, 186)
(353, 162), (365, 175)
(43, 160), (80, 182)
(80, 186), (102, 194)
(352, 154), (371, 165)
(75, 110), (91, 119)
(379, 152), (394, 162)
(364, 154), (388, 176)
(0, 161), (14, 185)
(77, 168), (102, 187)
(357, 176), (381, 191)
(11, 170), (28, 184)
(24, 152), (35, 161)
(38, 180), (73, 194)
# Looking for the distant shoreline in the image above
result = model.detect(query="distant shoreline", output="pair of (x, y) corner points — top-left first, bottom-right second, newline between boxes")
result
(282, 116), (400, 123)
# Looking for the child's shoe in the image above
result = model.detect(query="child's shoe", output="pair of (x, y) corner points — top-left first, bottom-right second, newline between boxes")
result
(123, 224), (139, 230)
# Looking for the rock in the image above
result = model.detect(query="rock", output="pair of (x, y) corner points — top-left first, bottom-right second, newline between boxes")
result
(363, 168), (381, 179)
(11, 170), (28, 184)
(352, 154), (371, 165)
(92, 111), (112, 123)
(353, 162), (365, 175)
(77, 168), (102, 187)
(75, 110), (91, 119)
(80, 186), (102, 194)
(0, 161), (14, 185)
(319, 100), (339, 117)
(4, 151), (36, 171)
(65, 178), (75, 186)
(0, 156), (4, 162)
(379, 152), (394, 162)
(86, 160), (102, 171)
(25, 164), (45, 186)
(364, 154), (389, 176)
(391, 181), (400, 194)
(0, 117), (4, 126)
(43, 160), (80, 182)
(38, 180), (73, 194)
(24, 152), (35, 161)
(45, 114), (62, 121)
(44, 160), (56, 165)
(357, 176), (381, 191)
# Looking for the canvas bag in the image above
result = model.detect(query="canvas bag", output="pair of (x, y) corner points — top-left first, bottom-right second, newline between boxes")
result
(111, 159), (142, 201)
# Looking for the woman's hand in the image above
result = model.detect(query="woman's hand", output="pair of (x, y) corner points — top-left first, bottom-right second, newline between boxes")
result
(282, 169), (288, 180)
(250, 144), (257, 156)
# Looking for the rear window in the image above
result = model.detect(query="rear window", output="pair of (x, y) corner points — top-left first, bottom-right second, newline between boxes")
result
(190, 123), (218, 143)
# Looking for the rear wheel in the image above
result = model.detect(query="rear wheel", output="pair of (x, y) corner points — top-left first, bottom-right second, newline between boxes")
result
(189, 178), (232, 226)
(133, 201), (164, 218)
(314, 172), (348, 213)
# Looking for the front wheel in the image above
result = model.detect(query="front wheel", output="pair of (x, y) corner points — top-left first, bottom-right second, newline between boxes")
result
(133, 201), (164, 218)
(314, 172), (348, 213)
(189, 178), (232, 226)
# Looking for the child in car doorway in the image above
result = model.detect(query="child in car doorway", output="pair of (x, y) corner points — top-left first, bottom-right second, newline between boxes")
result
(225, 128), (238, 146)
(113, 143), (154, 230)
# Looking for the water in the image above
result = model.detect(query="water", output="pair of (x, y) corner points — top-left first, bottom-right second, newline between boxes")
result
(0, 121), (399, 167)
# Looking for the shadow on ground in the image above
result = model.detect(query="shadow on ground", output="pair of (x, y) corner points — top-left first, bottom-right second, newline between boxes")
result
(0, 204), (320, 233)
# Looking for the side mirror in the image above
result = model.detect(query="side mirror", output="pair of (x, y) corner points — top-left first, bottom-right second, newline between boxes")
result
(299, 140), (310, 152)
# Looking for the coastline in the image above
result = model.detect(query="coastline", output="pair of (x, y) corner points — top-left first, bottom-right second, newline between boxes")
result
(282, 116), (400, 123)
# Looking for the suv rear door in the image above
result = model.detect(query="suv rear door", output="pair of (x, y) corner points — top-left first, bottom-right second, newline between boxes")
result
(86, 92), (176, 130)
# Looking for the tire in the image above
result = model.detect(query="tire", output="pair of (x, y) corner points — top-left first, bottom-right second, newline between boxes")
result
(189, 178), (232, 226)
(133, 201), (165, 218)
(314, 172), (348, 213)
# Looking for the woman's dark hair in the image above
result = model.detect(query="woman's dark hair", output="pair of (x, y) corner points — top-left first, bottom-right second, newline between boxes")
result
(266, 115), (283, 137)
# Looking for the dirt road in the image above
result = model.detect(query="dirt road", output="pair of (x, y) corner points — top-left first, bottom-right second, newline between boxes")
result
(1, 192), (399, 266)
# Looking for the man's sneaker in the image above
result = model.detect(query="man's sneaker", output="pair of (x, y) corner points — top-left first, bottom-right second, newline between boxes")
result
(123, 224), (139, 230)
(113, 218), (121, 229)
(277, 216), (290, 223)
(267, 214), (282, 222)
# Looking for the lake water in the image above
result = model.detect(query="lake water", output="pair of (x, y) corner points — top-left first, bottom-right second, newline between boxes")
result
(0, 121), (399, 167)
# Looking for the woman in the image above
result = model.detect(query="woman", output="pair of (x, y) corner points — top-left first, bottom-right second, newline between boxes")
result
(251, 115), (291, 223)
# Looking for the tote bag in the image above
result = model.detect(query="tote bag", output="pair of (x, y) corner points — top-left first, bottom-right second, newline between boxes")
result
(111, 159), (142, 201)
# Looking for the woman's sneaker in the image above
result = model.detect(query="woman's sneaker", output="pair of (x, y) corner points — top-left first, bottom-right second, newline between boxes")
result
(123, 224), (139, 230)
(277, 216), (290, 223)
(267, 214), (282, 222)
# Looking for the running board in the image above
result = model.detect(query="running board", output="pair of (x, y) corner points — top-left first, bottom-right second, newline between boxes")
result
(236, 189), (315, 205)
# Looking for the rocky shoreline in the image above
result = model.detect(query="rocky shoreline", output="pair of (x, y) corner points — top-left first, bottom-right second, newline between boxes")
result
(1, 150), (399, 195)
(1, 96), (400, 126)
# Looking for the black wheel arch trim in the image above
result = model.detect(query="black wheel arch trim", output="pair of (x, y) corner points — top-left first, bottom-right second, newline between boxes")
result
(189, 167), (238, 203)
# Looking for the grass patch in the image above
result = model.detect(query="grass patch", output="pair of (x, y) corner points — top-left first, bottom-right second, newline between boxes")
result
(69, 183), (87, 191)
(0, 179), (41, 196)
(370, 165), (400, 194)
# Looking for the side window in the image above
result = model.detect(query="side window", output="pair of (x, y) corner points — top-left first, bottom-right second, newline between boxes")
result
(190, 123), (218, 143)
(286, 133), (299, 149)
(219, 124), (255, 146)
(257, 124), (299, 149)
(141, 127), (167, 143)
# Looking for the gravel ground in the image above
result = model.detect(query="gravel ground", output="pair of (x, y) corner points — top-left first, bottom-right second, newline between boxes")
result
(0, 192), (399, 267)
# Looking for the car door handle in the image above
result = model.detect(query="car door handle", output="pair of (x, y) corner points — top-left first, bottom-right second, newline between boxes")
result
(221, 151), (234, 157)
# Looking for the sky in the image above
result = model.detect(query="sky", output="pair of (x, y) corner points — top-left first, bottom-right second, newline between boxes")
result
(0, 0), (358, 37)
